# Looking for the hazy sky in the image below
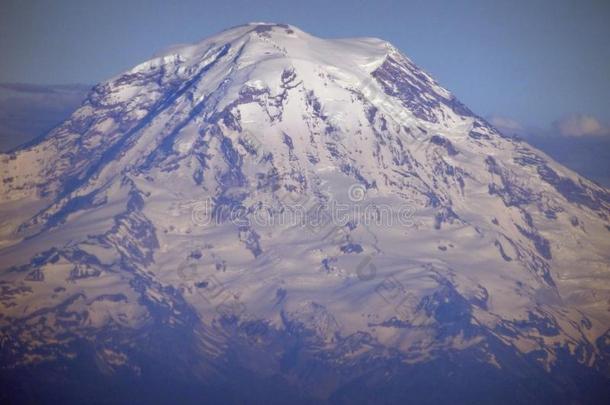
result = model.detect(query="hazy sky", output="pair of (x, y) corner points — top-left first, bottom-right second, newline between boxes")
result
(1, 0), (609, 130)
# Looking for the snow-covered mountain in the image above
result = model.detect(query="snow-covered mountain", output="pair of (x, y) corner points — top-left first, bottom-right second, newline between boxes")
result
(1, 23), (609, 403)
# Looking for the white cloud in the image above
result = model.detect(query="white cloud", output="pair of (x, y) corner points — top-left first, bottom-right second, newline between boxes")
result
(0, 84), (90, 151)
(487, 115), (524, 135)
(553, 114), (610, 137)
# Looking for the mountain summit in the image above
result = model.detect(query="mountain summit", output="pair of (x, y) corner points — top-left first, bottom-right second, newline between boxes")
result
(1, 23), (609, 403)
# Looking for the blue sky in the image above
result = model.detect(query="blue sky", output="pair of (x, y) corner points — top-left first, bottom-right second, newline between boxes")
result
(0, 0), (609, 131)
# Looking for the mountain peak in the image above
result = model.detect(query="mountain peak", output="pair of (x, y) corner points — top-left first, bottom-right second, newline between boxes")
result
(142, 22), (394, 75)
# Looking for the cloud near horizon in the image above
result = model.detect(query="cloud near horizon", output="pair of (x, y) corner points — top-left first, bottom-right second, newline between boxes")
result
(552, 114), (610, 137)
(0, 83), (91, 151)
(489, 113), (610, 138)
(487, 115), (524, 135)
